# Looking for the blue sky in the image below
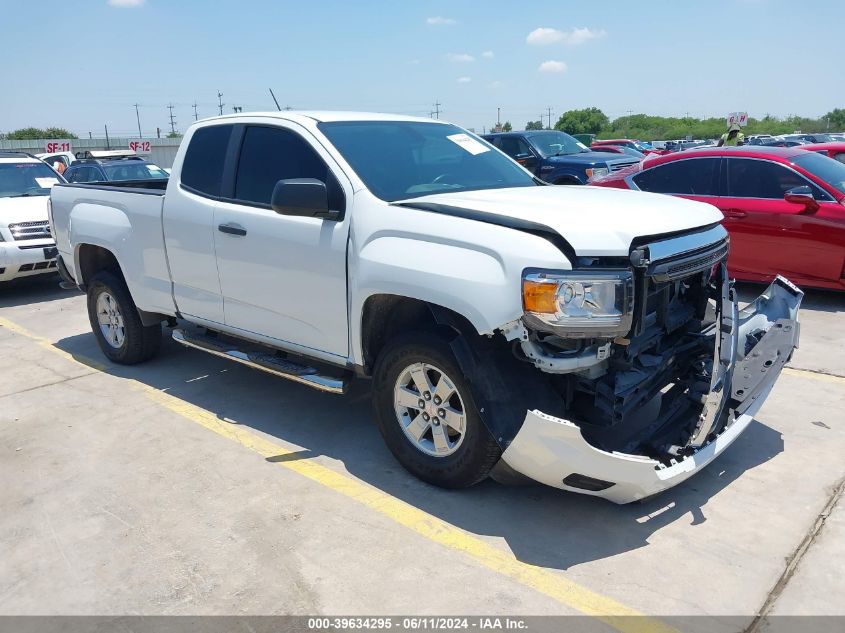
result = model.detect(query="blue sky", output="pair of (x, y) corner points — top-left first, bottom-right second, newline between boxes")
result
(1, 0), (842, 136)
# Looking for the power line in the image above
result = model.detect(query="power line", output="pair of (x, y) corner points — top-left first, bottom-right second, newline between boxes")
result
(167, 103), (177, 135)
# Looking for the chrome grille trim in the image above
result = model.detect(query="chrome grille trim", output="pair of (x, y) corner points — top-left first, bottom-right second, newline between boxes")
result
(8, 221), (51, 241)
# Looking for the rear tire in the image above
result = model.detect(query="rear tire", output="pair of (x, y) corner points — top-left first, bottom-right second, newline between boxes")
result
(86, 271), (161, 364)
(372, 331), (501, 488)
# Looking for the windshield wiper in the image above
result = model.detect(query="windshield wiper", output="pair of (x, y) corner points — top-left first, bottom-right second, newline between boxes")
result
(7, 192), (43, 198)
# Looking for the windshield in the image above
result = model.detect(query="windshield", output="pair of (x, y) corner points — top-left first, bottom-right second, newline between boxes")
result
(618, 146), (645, 159)
(527, 131), (588, 158)
(103, 162), (169, 181)
(793, 152), (845, 194)
(0, 162), (63, 198)
(318, 121), (536, 201)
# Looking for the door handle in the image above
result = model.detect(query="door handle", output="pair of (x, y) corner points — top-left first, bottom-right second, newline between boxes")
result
(218, 223), (247, 236)
(724, 209), (747, 219)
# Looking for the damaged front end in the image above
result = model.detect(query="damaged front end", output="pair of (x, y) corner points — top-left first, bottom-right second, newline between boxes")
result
(495, 226), (803, 503)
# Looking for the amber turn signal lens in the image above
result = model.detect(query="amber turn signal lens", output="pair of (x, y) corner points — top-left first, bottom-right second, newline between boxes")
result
(523, 279), (558, 314)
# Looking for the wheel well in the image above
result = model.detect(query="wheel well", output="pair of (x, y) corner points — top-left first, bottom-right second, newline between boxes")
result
(554, 176), (582, 185)
(77, 244), (123, 287)
(360, 295), (479, 375)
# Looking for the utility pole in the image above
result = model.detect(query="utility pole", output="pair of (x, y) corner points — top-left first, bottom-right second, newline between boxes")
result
(625, 109), (633, 138)
(497, 107), (501, 126)
(134, 103), (142, 138)
(547, 106), (554, 130)
(167, 104), (177, 135)
(284, 105), (293, 111)
(217, 91), (224, 116)
(232, 106), (242, 113)
(104, 124), (110, 149)
(193, 102), (199, 120)
(433, 100), (441, 119)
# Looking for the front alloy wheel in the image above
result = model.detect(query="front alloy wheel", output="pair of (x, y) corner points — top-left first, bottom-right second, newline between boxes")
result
(394, 362), (466, 457)
(372, 331), (501, 488)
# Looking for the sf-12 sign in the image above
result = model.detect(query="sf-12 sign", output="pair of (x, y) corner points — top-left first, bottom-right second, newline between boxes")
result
(726, 112), (748, 127)
(44, 140), (73, 153)
(128, 139), (152, 155)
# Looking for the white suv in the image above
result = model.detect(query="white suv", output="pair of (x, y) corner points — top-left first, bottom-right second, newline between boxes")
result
(0, 152), (63, 283)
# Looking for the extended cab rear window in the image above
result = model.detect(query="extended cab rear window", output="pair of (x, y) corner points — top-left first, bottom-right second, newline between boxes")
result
(181, 125), (234, 197)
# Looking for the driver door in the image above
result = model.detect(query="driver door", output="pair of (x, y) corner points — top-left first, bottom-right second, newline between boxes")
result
(213, 123), (352, 359)
(496, 136), (540, 176)
(720, 157), (845, 284)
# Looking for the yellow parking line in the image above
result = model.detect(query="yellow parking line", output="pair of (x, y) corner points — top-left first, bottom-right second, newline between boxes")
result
(784, 366), (845, 385)
(0, 315), (674, 633)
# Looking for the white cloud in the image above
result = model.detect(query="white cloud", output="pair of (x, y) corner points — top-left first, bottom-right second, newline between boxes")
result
(527, 28), (563, 45)
(457, 77), (472, 83)
(527, 26), (606, 46)
(108, 0), (145, 6)
(446, 53), (475, 63)
(538, 60), (568, 73)
(427, 16), (456, 25)
(481, 51), (494, 59)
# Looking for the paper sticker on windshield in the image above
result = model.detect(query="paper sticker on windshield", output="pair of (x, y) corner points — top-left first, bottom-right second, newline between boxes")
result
(35, 177), (58, 188)
(576, 142), (588, 150)
(447, 133), (490, 155)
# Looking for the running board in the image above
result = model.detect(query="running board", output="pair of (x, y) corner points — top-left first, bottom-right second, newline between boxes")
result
(171, 328), (348, 394)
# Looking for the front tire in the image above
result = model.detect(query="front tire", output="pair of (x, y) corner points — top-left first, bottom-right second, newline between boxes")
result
(86, 271), (161, 364)
(372, 331), (501, 488)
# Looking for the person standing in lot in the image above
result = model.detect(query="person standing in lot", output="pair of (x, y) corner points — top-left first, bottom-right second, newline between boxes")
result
(718, 123), (745, 147)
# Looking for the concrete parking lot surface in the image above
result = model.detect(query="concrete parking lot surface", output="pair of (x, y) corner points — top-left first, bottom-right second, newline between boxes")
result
(1, 277), (843, 630)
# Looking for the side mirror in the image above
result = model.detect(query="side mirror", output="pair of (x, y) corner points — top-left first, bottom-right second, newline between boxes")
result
(784, 186), (819, 213)
(515, 153), (537, 167)
(270, 178), (338, 220)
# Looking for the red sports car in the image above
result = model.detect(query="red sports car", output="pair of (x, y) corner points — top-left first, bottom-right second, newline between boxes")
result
(590, 146), (845, 290)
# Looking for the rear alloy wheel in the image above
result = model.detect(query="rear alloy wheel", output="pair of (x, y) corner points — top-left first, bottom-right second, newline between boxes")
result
(373, 332), (501, 488)
(86, 271), (161, 364)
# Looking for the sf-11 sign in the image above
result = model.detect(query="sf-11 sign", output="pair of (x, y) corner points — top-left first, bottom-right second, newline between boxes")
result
(44, 140), (73, 153)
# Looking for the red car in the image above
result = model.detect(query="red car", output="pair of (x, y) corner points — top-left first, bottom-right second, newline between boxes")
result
(591, 138), (656, 155)
(802, 142), (845, 164)
(590, 146), (845, 290)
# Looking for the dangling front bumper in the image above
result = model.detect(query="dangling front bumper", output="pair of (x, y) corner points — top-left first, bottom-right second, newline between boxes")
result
(499, 275), (803, 504)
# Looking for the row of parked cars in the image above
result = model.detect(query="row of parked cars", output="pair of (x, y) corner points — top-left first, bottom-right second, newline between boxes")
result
(0, 150), (170, 283)
(484, 129), (845, 291)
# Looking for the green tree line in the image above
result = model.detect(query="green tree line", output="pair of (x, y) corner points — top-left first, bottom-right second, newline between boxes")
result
(540, 108), (845, 140)
(0, 127), (78, 140)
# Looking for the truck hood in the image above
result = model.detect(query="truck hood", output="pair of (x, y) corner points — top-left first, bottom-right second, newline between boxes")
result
(0, 195), (50, 227)
(394, 185), (723, 257)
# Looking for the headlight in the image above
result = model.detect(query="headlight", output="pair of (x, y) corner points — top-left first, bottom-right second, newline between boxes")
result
(522, 270), (634, 338)
(586, 167), (609, 180)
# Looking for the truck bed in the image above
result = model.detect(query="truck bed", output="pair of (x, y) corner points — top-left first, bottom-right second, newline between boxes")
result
(50, 181), (175, 317)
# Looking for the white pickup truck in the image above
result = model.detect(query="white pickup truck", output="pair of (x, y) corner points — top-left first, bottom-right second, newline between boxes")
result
(49, 112), (803, 503)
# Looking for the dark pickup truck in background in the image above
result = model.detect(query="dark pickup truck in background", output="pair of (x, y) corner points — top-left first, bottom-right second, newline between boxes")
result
(482, 130), (639, 185)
